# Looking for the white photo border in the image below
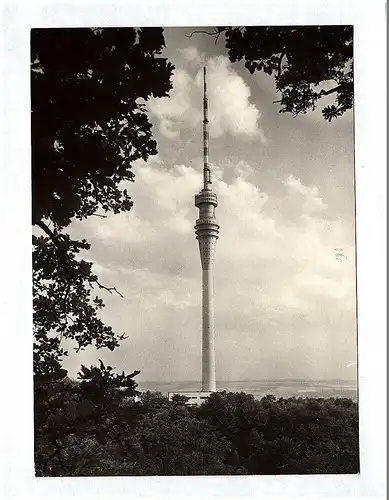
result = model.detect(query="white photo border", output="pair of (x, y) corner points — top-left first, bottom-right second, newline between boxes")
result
(1, 0), (386, 498)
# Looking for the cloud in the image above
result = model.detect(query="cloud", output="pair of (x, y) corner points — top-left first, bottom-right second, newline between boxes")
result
(204, 56), (266, 141)
(284, 174), (328, 213)
(147, 69), (201, 139)
(179, 46), (202, 63)
(147, 54), (266, 142)
(235, 160), (254, 179)
(66, 160), (357, 382)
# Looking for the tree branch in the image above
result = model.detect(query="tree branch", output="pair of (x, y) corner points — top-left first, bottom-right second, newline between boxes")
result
(317, 84), (342, 97)
(42, 439), (65, 475)
(89, 279), (123, 298)
(277, 52), (286, 78)
(42, 447), (60, 475)
(55, 440), (67, 474)
(36, 220), (65, 246)
(185, 29), (219, 38)
(91, 213), (108, 218)
(185, 28), (226, 44)
(35, 219), (123, 298)
(36, 220), (77, 280)
(65, 314), (75, 324)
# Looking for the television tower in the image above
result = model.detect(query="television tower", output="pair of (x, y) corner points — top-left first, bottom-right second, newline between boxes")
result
(194, 67), (220, 392)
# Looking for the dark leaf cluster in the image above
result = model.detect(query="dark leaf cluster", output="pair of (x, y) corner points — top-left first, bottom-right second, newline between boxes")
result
(33, 232), (126, 377)
(32, 27), (174, 228)
(32, 28), (174, 378)
(197, 392), (359, 474)
(34, 360), (141, 476)
(35, 382), (359, 476)
(195, 26), (353, 121)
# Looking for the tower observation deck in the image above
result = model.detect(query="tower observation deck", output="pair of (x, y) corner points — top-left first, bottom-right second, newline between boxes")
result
(194, 67), (220, 392)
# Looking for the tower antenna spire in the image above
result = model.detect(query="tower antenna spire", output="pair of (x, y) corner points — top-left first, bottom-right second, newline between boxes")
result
(203, 66), (211, 189)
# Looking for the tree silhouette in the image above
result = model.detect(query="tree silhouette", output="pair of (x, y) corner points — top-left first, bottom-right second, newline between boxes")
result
(32, 27), (173, 228)
(187, 26), (353, 121)
(34, 360), (141, 476)
(31, 28), (174, 376)
(197, 392), (359, 474)
(36, 388), (359, 476)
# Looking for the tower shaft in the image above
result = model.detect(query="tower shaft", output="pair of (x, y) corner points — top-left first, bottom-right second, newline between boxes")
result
(201, 268), (216, 391)
(194, 66), (219, 393)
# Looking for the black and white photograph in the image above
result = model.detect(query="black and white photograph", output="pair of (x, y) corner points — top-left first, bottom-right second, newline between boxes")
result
(31, 25), (360, 477)
(1, 1), (386, 497)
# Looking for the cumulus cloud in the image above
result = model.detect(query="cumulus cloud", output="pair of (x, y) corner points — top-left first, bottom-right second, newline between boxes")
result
(147, 69), (201, 139)
(147, 54), (266, 142)
(235, 160), (255, 180)
(284, 174), (328, 213)
(66, 160), (357, 382)
(179, 46), (203, 63)
(204, 56), (266, 141)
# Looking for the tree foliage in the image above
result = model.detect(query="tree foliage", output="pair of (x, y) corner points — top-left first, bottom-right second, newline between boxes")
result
(197, 392), (359, 474)
(34, 360), (141, 476)
(33, 232), (126, 378)
(31, 28), (174, 376)
(189, 26), (353, 121)
(131, 402), (234, 475)
(35, 387), (359, 476)
(32, 27), (173, 228)
(32, 27), (176, 476)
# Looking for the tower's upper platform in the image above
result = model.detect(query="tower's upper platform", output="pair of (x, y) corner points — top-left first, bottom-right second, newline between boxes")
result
(195, 189), (218, 208)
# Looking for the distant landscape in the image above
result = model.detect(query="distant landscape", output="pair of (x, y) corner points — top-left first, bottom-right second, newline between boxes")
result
(138, 379), (358, 401)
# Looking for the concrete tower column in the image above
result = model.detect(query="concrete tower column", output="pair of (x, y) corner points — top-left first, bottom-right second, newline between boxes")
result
(202, 267), (216, 391)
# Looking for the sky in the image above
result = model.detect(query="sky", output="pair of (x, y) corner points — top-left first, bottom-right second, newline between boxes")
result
(64, 27), (357, 383)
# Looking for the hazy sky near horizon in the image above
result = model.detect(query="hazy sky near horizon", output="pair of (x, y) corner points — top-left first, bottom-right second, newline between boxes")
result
(64, 27), (357, 382)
